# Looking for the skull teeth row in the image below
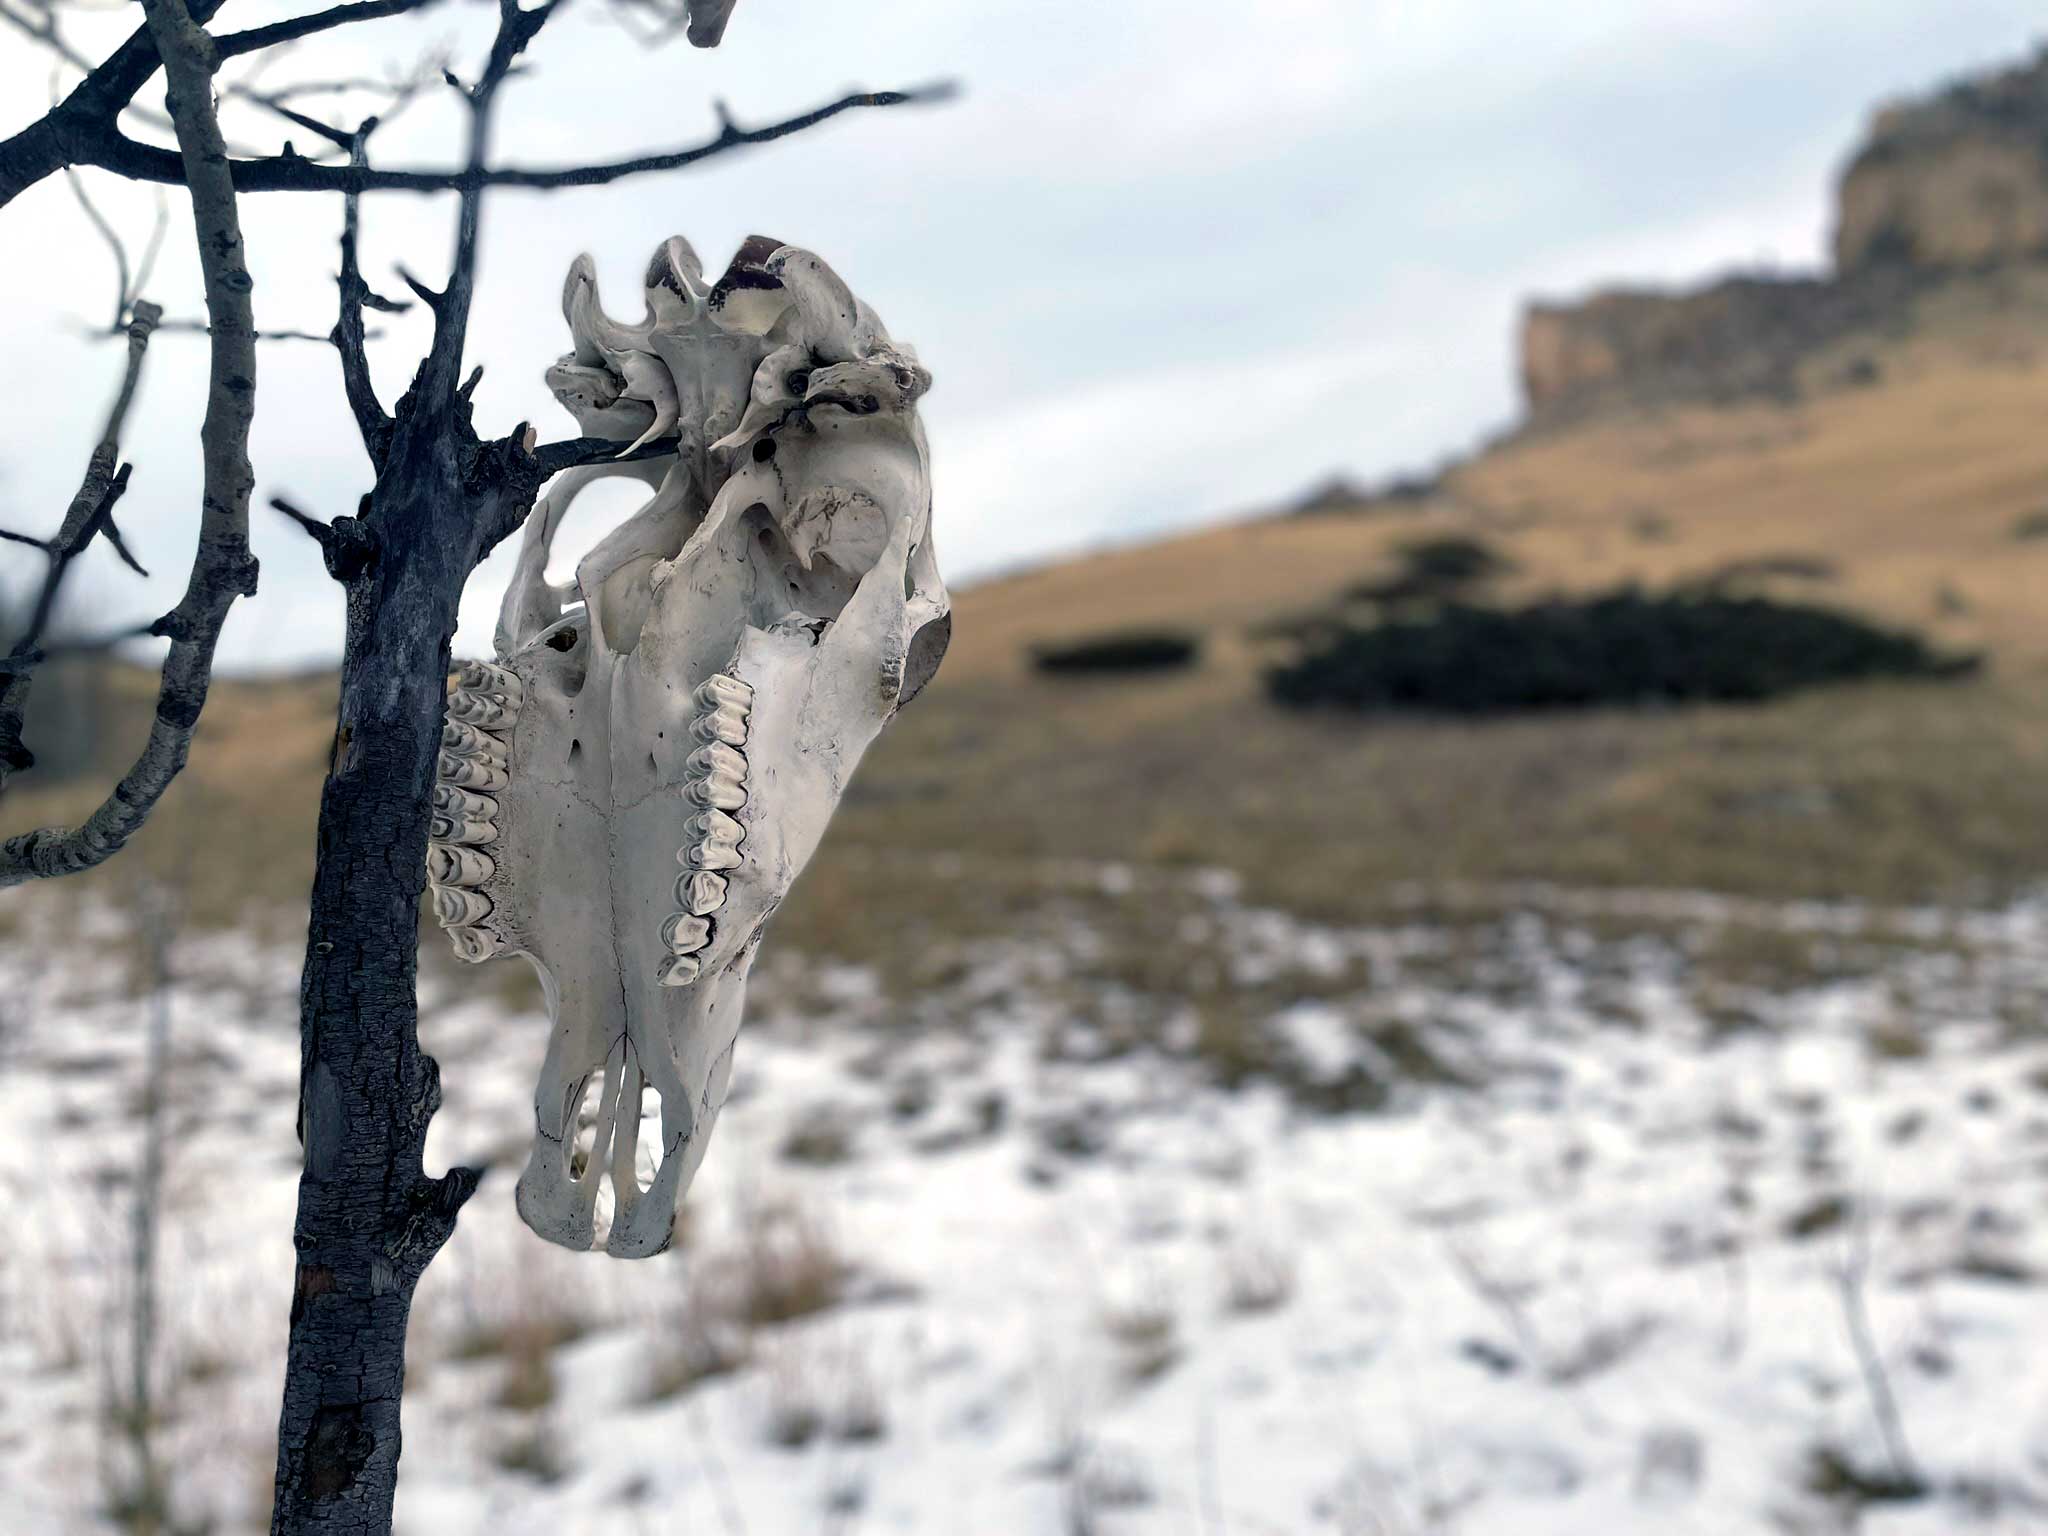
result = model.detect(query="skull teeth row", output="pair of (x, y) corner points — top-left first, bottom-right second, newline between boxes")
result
(430, 661), (522, 964)
(660, 673), (752, 988)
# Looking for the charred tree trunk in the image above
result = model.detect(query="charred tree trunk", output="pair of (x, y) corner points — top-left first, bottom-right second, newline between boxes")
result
(271, 386), (537, 1531)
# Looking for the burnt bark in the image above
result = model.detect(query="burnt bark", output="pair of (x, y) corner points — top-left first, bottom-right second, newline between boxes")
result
(272, 389), (536, 1531)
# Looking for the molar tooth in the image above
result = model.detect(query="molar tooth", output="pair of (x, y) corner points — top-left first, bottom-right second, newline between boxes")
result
(447, 690), (513, 731)
(685, 741), (746, 781)
(432, 783), (498, 819)
(456, 660), (524, 708)
(675, 870), (727, 915)
(447, 926), (503, 964)
(660, 913), (711, 954)
(438, 753), (510, 792)
(690, 703), (748, 747)
(431, 812), (499, 846)
(657, 954), (702, 988)
(427, 843), (496, 887)
(685, 773), (746, 811)
(441, 719), (508, 762)
(433, 885), (494, 927)
(686, 809), (743, 847)
(686, 841), (742, 872)
(694, 673), (753, 711)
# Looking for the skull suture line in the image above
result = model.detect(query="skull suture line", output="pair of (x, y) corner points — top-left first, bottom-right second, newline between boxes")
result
(429, 236), (949, 1257)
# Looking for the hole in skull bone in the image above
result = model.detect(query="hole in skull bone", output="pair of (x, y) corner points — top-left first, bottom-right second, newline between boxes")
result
(751, 437), (777, 463)
(562, 1074), (596, 1181)
(540, 476), (663, 587)
(632, 1085), (666, 1195)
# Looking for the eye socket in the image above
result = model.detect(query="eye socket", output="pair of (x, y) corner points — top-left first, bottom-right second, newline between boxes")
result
(784, 369), (811, 397)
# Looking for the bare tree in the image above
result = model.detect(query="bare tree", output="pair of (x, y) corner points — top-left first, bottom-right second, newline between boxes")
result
(0, 2), (939, 1528)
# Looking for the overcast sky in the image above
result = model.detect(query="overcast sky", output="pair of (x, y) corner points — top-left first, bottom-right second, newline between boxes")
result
(2, 0), (2042, 672)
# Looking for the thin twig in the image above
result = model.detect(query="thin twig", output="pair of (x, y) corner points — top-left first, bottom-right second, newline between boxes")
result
(332, 115), (401, 463)
(1838, 1204), (1924, 1494)
(63, 166), (133, 330)
(0, 0), (178, 133)
(0, 303), (159, 785)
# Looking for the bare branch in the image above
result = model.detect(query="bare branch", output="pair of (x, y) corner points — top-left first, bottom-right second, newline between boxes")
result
(0, 303), (160, 787)
(220, 48), (439, 156)
(212, 0), (447, 64)
(333, 116), (400, 463)
(83, 83), (953, 196)
(158, 317), (366, 344)
(0, 0), (449, 211)
(529, 431), (681, 479)
(0, 0), (261, 884)
(270, 494), (376, 580)
(233, 93), (357, 152)
(413, 0), (558, 409)
(13, 463), (138, 649)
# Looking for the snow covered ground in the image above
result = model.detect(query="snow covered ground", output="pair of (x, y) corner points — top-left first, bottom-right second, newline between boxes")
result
(3, 868), (2047, 1535)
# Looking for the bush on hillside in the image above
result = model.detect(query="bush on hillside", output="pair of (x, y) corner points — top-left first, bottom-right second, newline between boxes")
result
(1032, 629), (1200, 676)
(1343, 534), (1512, 607)
(1265, 589), (1976, 714)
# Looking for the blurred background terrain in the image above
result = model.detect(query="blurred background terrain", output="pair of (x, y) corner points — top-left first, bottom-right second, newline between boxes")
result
(7, 23), (2048, 1536)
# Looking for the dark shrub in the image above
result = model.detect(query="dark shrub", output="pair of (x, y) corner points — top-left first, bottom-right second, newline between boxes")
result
(1033, 629), (1200, 676)
(2012, 510), (2048, 541)
(1266, 589), (1976, 714)
(1344, 535), (1513, 606)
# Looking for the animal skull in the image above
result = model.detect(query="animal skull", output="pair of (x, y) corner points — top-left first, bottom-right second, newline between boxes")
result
(429, 236), (948, 1256)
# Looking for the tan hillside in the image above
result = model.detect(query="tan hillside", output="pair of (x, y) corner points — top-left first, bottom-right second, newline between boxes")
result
(959, 271), (2048, 685)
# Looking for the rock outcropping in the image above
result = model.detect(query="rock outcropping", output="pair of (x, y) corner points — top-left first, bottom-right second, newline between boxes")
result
(1520, 48), (2048, 416)
(1836, 47), (2048, 275)
(1520, 276), (1896, 415)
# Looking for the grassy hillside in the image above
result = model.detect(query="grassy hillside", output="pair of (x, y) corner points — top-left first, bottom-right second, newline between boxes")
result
(11, 266), (2048, 964)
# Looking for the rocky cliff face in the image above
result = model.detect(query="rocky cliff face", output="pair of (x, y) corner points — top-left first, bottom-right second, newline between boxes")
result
(1520, 48), (2048, 416)
(1836, 48), (2048, 274)
(1521, 277), (1845, 415)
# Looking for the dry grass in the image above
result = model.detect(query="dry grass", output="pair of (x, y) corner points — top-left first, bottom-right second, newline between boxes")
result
(1100, 1278), (1181, 1385)
(1217, 1230), (1297, 1316)
(641, 1312), (752, 1404)
(672, 1190), (851, 1336)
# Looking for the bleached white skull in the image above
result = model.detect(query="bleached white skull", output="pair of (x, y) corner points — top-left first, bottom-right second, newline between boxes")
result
(429, 236), (948, 1256)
